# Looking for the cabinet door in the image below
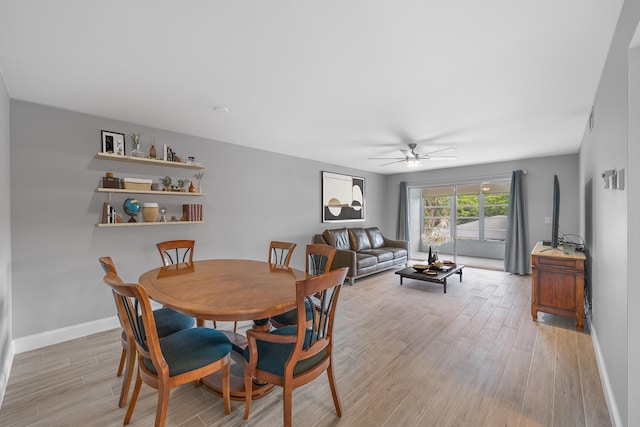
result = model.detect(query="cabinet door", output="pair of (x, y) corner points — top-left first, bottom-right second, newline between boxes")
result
(537, 268), (576, 310)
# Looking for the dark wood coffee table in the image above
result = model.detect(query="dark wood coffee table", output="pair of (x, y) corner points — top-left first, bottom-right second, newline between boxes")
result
(396, 264), (464, 293)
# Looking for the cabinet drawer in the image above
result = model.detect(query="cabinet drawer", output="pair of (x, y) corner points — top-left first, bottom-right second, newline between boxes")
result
(534, 256), (581, 270)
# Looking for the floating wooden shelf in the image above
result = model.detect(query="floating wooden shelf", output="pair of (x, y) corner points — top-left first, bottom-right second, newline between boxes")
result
(96, 188), (205, 196)
(96, 221), (205, 228)
(95, 152), (206, 228)
(95, 152), (205, 169)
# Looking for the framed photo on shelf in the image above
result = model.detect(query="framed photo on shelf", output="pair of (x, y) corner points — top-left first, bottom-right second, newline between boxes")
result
(101, 130), (125, 155)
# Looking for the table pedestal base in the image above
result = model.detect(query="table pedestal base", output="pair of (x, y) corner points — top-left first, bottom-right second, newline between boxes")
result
(201, 330), (275, 401)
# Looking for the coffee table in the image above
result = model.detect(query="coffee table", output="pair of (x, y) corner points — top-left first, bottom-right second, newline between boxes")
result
(395, 264), (464, 293)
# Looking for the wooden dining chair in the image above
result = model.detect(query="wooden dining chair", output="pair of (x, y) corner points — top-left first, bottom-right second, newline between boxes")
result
(102, 271), (232, 427)
(268, 241), (297, 267)
(270, 244), (336, 328)
(98, 257), (195, 408)
(156, 239), (195, 266)
(155, 240), (214, 328)
(246, 241), (299, 330)
(243, 267), (349, 427)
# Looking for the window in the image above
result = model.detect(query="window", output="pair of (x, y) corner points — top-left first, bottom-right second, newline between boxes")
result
(420, 180), (510, 245)
(456, 194), (479, 240)
(422, 187), (453, 246)
(484, 192), (510, 242)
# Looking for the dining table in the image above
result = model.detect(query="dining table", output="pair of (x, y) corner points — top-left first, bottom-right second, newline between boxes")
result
(138, 258), (310, 401)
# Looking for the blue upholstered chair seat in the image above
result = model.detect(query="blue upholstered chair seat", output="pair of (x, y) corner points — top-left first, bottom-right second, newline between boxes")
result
(152, 308), (195, 337)
(243, 326), (326, 377)
(144, 328), (232, 376)
(270, 300), (313, 326)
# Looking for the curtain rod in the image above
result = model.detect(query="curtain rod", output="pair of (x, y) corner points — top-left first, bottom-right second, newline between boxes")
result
(405, 171), (525, 188)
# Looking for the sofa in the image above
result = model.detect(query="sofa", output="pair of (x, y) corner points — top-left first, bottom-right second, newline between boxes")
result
(313, 227), (408, 285)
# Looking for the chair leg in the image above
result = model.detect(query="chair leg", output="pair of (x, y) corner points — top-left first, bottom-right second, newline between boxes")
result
(124, 370), (143, 425)
(118, 345), (136, 407)
(283, 386), (293, 427)
(155, 383), (170, 427)
(233, 321), (238, 332)
(327, 362), (342, 417)
(117, 348), (127, 377)
(243, 364), (252, 420)
(222, 356), (231, 415)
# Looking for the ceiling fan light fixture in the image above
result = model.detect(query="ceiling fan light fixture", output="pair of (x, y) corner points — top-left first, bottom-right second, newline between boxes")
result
(406, 158), (422, 168)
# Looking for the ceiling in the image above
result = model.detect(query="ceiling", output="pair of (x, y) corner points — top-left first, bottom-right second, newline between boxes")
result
(0, 1), (623, 174)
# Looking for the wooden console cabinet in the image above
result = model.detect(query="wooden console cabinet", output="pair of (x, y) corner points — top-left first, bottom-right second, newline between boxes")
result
(531, 241), (586, 329)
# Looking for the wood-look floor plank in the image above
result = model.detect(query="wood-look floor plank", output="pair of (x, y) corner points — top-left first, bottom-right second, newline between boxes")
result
(554, 325), (587, 426)
(576, 329), (611, 427)
(0, 268), (611, 427)
(520, 322), (556, 427)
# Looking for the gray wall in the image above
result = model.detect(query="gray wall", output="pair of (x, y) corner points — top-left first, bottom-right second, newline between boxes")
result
(9, 100), (388, 339)
(0, 70), (12, 403)
(383, 154), (581, 257)
(579, 1), (640, 425)
(628, 41), (640, 427)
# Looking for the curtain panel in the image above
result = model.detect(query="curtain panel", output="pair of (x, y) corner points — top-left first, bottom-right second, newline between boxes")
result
(504, 170), (529, 274)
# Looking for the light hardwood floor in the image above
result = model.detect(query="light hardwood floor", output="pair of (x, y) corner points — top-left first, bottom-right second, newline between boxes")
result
(0, 268), (610, 426)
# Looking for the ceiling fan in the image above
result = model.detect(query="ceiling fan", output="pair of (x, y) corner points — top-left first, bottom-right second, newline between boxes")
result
(369, 143), (457, 167)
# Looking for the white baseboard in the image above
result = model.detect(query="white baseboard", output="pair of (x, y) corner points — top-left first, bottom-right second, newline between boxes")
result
(13, 316), (121, 354)
(589, 319), (623, 427)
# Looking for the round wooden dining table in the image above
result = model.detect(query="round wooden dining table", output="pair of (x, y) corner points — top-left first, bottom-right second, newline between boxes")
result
(139, 259), (309, 322)
(138, 259), (310, 400)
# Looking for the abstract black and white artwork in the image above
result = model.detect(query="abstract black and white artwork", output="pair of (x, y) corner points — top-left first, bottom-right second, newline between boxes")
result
(322, 171), (365, 222)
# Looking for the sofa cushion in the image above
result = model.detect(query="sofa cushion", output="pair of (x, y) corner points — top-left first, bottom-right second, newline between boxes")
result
(349, 228), (371, 252)
(360, 249), (394, 263)
(323, 228), (351, 251)
(356, 253), (377, 269)
(366, 227), (385, 249)
(382, 247), (408, 259)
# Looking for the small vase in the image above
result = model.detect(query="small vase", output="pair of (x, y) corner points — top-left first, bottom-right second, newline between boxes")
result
(197, 181), (202, 193)
(149, 144), (156, 159)
(189, 181), (196, 193)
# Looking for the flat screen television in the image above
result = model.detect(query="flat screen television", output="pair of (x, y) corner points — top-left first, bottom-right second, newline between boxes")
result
(550, 174), (560, 248)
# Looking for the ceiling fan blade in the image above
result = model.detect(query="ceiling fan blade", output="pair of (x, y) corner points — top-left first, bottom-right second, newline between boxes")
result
(423, 147), (458, 156)
(379, 159), (406, 166)
(368, 157), (404, 160)
(420, 155), (457, 160)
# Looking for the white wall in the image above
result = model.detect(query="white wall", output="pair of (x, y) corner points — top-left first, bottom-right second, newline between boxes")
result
(0, 69), (13, 405)
(383, 154), (580, 256)
(579, 1), (640, 426)
(8, 100), (388, 341)
(628, 41), (640, 427)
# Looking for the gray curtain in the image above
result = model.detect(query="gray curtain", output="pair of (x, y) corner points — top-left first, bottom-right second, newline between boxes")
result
(504, 170), (529, 274)
(397, 181), (410, 259)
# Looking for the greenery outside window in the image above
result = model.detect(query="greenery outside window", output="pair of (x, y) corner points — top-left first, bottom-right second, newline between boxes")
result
(456, 194), (479, 240)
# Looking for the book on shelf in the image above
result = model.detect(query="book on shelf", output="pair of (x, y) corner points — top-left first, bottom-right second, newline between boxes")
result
(182, 204), (203, 221)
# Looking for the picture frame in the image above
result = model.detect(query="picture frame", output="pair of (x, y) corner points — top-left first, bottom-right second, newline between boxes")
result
(322, 171), (365, 222)
(101, 130), (125, 155)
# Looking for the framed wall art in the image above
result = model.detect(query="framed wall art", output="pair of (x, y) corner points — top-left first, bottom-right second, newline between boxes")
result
(322, 171), (365, 222)
(101, 130), (125, 155)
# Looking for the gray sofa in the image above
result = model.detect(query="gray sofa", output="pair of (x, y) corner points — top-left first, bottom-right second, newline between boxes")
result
(313, 227), (408, 285)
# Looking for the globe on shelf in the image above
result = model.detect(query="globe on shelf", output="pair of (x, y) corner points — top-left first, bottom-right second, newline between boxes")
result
(123, 198), (141, 223)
